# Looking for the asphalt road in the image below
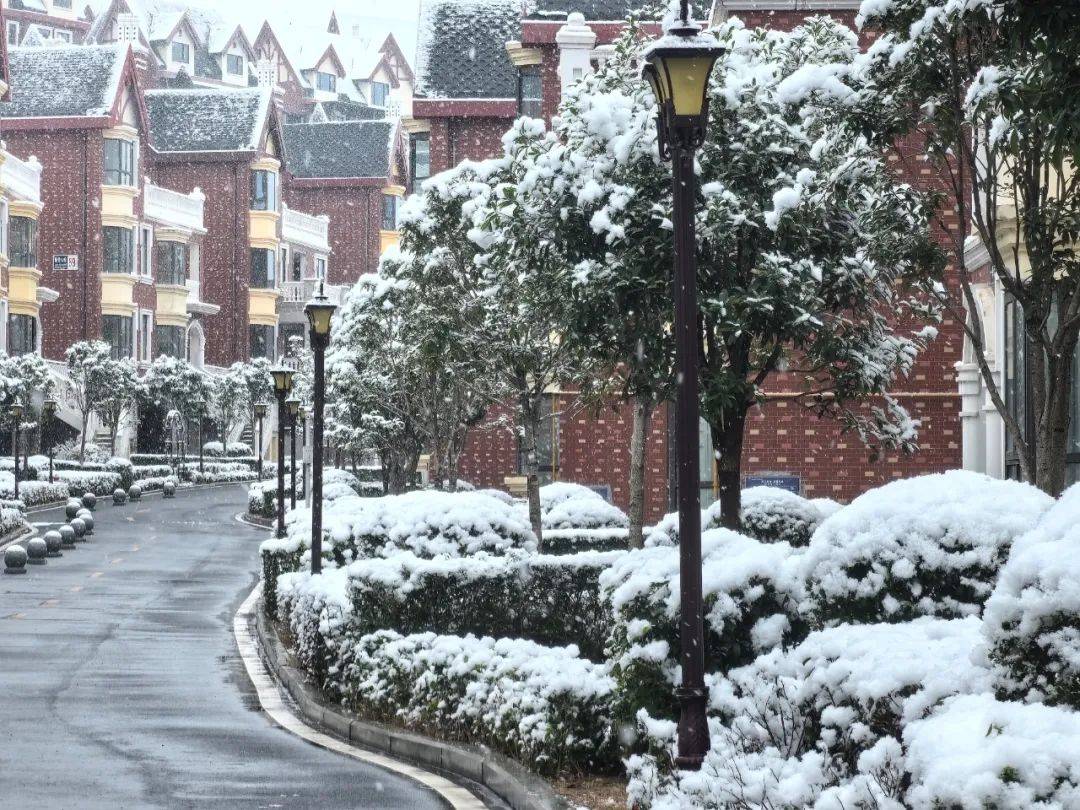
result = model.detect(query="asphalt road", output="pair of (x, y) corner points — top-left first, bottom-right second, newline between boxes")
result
(0, 485), (448, 810)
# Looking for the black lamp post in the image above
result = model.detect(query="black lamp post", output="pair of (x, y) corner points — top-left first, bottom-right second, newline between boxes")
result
(270, 365), (295, 539)
(254, 401), (268, 478)
(642, 0), (723, 772)
(299, 406), (309, 504)
(193, 395), (205, 474)
(42, 398), (56, 484)
(10, 403), (23, 500)
(286, 394), (300, 510)
(305, 284), (337, 575)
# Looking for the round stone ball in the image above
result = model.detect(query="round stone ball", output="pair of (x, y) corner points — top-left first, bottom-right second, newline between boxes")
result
(113, 488), (127, 505)
(78, 513), (95, 535)
(82, 492), (98, 511)
(163, 480), (177, 498)
(77, 508), (92, 520)
(128, 484), (142, 501)
(58, 525), (76, 548)
(26, 537), (47, 565)
(70, 518), (86, 539)
(4, 544), (28, 573)
(65, 499), (82, 520)
(44, 530), (62, 557)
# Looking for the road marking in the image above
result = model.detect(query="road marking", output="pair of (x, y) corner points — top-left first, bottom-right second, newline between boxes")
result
(110, 558), (124, 564)
(90, 572), (103, 579)
(234, 585), (487, 810)
(40, 599), (59, 607)
(70, 586), (83, 593)
(5, 612), (25, 619)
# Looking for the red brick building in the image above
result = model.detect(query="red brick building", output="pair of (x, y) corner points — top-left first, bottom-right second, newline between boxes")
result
(410, 0), (962, 520)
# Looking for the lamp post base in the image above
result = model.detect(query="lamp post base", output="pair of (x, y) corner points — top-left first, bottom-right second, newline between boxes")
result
(674, 684), (710, 770)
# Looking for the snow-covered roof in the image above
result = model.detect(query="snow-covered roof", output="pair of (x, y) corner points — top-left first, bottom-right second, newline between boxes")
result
(415, 0), (520, 100)
(526, 0), (643, 20)
(145, 87), (272, 152)
(282, 120), (393, 179)
(0, 44), (128, 119)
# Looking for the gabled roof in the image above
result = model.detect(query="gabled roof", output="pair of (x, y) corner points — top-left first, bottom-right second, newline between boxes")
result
(415, 0), (520, 100)
(145, 86), (273, 153)
(0, 43), (130, 120)
(317, 98), (386, 122)
(525, 0), (642, 20)
(283, 120), (393, 179)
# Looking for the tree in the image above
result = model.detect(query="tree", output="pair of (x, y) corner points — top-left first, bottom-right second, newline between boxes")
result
(857, 0), (1080, 495)
(95, 357), (139, 456)
(0, 352), (54, 466)
(206, 364), (250, 446)
(64, 341), (114, 463)
(141, 356), (213, 456)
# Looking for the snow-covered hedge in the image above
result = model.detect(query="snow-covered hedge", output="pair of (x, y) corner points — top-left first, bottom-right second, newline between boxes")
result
(52, 470), (123, 497)
(186, 468), (258, 485)
(202, 441), (252, 457)
(0, 478), (70, 508)
(476, 488), (513, 504)
(1, 505), (27, 536)
(132, 464), (173, 481)
(802, 471), (1052, 625)
(740, 486), (826, 546)
(539, 481), (604, 509)
(542, 527), (629, 554)
(345, 549), (621, 660)
(542, 496), (627, 530)
(600, 529), (805, 727)
(985, 483), (1080, 708)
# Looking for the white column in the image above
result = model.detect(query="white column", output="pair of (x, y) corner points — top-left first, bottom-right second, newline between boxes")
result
(555, 12), (597, 93)
(982, 354), (1005, 479)
(956, 360), (985, 473)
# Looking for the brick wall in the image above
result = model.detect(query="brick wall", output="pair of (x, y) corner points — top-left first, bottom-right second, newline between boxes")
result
(428, 116), (514, 175)
(286, 184), (383, 287)
(151, 158), (250, 366)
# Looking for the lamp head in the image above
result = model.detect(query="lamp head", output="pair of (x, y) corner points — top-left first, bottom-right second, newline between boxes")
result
(304, 283), (337, 338)
(42, 398), (57, 418)
(271, 365), (295, 394)
(254, 401), (268, 419)
(10, 403), (23, 421)
(286, 395), (301, 417)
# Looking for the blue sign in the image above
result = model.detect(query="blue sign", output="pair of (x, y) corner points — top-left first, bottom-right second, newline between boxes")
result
(744, 473), (801, 494)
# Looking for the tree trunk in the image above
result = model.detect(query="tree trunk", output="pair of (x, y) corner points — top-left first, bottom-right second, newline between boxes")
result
(79, 413), (89, 463)
(627, 393), (651, 549)
(1033, 340), (1075, 497)
(520, 390), (543, 547)
(108, 424), (116, 456)
(711, 405), (748, 531)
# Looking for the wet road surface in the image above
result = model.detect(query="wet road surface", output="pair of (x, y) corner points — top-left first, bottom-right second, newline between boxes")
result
(0, 485), (448, 810)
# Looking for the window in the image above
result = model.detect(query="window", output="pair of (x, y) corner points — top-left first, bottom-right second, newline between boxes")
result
(316, 71), (337, 93)
(154, 325), (185, 359)
(171, 41), (191, 64)
(0, 199), (7, 258)
(226, 53), (244, 75)
(517, 66), (542, 118)
(102, 314), (133, 359)
(8, 217), (35, 268)
(139, 225), (152, 277)
(55, 30), (72, 43)
(8, 314), (36, 356)
(249, 324), (275, 360)
(155, 241), (187, 285)
(382, 194), (399, 231)
(280, 323), (305, 356)
(291, 251), (306, 281)
(103, 138), (135, 186)
(6, 21), (18, 46)
(103, 226), (134, 274)
(315, 257), (326, 280)
(250, 248), (276, 288)
(250, 169), (277, 211)
(370, 81), (389, 107)
(139, 311), (152, 361)
(410, 133), (430, 192)
(54, 0), (73, 7)
(281, 246), (289, 281)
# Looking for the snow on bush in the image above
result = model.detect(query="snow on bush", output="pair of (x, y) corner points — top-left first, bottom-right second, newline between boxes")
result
(802, 471), (1052, 625)
(188, 468), (259, 485)
(542, 495), (628, 530)
(543, 527), (629, 554)
(476, 488), (513, 504)
(0, 478), (70, 508)
(985, 483), (1080, 708)
(539, 481), (604, 510)
(600, 529), (806, 727)
(903, 693), (1080, 809)
(132, 464), (173, 481)
(740, 486), (825, 547)
(203, 441), (253, 457)
(52, 470), (123, 497)
(0, 505), (27, 536)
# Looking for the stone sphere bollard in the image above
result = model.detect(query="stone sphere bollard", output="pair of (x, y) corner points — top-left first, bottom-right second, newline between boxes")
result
(82, 492), (98, 511)
(44, 530), (63, 557)
(128, 484), (142, 502)
(26, 537), (47, 565)
(70, 518), (87, 540)
(77, 511), (94, 535)
(4, 544), (28, 574)
(65, 499), (82, 520)
(163, 480), (177, 498)
(113, 488), (127, 506)
(58, 525), (76, 548)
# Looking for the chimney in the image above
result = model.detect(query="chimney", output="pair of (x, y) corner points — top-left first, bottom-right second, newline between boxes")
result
(116, 12), (139, 43)
(256, 58), (276, 88)
(555, 13), (596, 93)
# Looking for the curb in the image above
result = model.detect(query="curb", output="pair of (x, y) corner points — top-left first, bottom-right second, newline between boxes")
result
(250, 590), (568, 810)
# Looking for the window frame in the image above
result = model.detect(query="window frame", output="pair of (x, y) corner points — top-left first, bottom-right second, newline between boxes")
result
(409, 132), (430, 192)
(250, 169), (277, 211)
(171, 40), (191, 65)
(154, 323), (186, 360)
(155, 240), (187, 285)
(316, 71), (337, 93)
(102, 226), (135, 274)
(370, 81), (389, 107)
(517, 65), (542, 118)
(138, 225), (153, 278)
(8, 216), (38, 268)
(103, 138), (135, 186)
(102, 314), (134, 360)
(8, 313), (37, 357)
(382, 194), (399, 231)
(226, 53), (244, 76)
(250, 247), (276, 289)
(315, 257), (326, 280)
(6, 21), (19, 46)
(249, 323), (276, 361)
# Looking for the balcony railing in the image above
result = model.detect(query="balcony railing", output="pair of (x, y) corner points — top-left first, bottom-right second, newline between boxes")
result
(144, 183), (204, 232)
(282, 204), (330, 252)
(1, 150), (42, 203)
(281, 278), (346, 305)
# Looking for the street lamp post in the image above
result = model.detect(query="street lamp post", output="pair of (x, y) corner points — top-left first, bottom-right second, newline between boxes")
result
(10, 403), (23, 500)
(254, 402), (268, 478)
(42, 399), (56, 484)
(305, 284), (337, 576)
(299, 406), (309, 505)
(270, 366), (295, 539)
(193, 396), (205, 474)
(642, 0), (723, 772)
(286, 395), (300, 510)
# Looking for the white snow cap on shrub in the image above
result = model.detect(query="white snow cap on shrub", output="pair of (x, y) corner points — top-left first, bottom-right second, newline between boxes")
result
(538, 481), (603, 510)
(984, 482), (1080, 704)
(802, 471), (1052, 623)
(542, 496), (627, 530)
(741, 486), (825, 546)
(903, 693), (1080, 809)
(476, 487), (513, 505)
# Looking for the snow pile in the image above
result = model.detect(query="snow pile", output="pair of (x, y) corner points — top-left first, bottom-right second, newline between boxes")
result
(334, 630), (617, 774)
(985, 483), (1080, 707)
(904, 693), (1080, 809)
(741, 486), (828, 546)
(0, 475), (73, 508)
(539, 481), (603, 510)
(802, 471), (1052, 624)
(202, 441), (252, 457)
(600, 529), (806, 725)
(542, 496), (628, 530)
(0, 504), (27, 537)
(51, 470), (123, 497)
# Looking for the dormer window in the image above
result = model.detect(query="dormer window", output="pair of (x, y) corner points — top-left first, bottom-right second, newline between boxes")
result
(517, 66), (542, 118)
(171, 41), (191, 64)
(370, 81), (389, 107)
(227, 54), (244, 75)
(316, 72), (337, 93)
(103, 138), (135, 186)
(54, 0), (73, 8)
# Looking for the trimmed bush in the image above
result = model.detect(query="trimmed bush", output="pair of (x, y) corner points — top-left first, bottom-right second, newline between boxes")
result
(132, 464), (173, 481)
(801, 471), (1052, 625)
(542, 497), (627, 530)
(1, 505), (27, 536)
(186, 468), (258, 485)
(53, 470), (123, 497)
(985, 483), (1080, 708)
(203, 441), (253, 457)
(260, 534), (306, 616)
(740, 486), (825, 546)
(539, 481), (604, 509)
(600, 528), (806, 727)
(543, 527), (628, 554)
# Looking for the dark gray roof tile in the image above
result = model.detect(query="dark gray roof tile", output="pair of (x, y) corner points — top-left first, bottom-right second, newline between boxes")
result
(0, 44), (125, 119)
(415, 0), (520, 100)
(283, 121), (392, 179)
(146, 87), (271, 152)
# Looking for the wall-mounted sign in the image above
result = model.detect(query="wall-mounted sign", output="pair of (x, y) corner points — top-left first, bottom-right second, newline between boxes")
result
(52, 254), (78, 272)
(744, 473), (801, 494)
